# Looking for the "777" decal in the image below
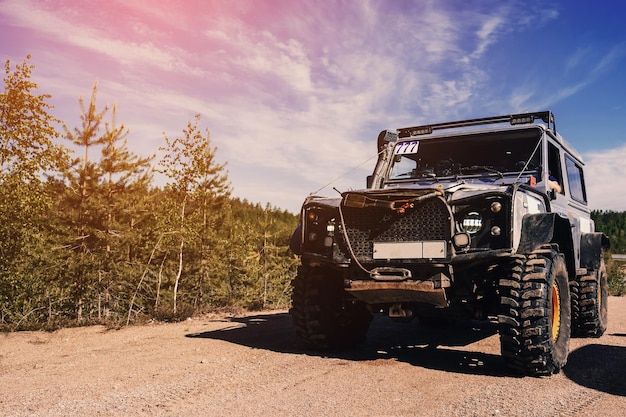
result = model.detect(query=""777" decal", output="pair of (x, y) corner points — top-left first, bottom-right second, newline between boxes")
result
(394, 141), (419, 155)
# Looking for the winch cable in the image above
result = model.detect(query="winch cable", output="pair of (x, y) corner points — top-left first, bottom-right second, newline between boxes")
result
(514, 136), (542, 185)
(337, 201), (376, 275)
(337, 190), (443, 276)
(310, 148), (386, 196)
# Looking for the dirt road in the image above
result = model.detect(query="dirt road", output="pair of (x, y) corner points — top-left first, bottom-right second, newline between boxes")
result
(2, 297), (626, 417)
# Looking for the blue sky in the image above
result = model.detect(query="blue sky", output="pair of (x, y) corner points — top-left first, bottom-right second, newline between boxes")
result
(1, 0), (625, 213)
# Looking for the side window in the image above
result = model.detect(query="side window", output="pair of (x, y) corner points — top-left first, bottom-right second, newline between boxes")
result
(547, 142), (564, 194)
(565, 155), (587, 203)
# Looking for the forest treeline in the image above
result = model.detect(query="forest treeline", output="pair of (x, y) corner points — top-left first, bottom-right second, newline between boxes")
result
(591, 210), (626, 295)
(592, 210), (626, 254)
(2, 56), (625, 331)
(1, 56), (299, 330)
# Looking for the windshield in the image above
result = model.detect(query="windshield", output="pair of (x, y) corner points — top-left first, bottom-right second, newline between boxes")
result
(388, 129), (542, 181)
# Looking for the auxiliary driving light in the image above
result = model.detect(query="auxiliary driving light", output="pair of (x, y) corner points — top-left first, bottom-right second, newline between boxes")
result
(462, 212), (483, 234)
(490, 201), (502, 213)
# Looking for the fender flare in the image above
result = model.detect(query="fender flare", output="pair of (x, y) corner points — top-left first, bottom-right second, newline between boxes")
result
(289, 225), (303, 255)
(517, 213), (576, 273)
(580, 232), (610, 271)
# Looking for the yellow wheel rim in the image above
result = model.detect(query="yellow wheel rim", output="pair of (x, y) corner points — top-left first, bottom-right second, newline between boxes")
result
(551, 283), (561, 342)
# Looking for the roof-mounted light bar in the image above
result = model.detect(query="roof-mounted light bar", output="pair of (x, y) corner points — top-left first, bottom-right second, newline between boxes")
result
(510, 112), (555, 133)
(383, 111), (556, 142)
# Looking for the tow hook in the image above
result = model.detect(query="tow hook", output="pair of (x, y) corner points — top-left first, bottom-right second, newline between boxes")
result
(370, 267), (412, 281)
(389, 303), (414, 319)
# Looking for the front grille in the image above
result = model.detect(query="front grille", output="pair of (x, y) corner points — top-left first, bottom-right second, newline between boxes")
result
(337, 197), (451, 262)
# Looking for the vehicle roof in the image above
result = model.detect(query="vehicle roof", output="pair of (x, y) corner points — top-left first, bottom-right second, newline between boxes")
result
(386, 119), (585, 164)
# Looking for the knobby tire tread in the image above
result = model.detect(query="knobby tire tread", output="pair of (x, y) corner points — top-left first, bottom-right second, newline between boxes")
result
(498, 250), (571, 376)
(571, 258), (608, 338)
(290, 265), (372, 351)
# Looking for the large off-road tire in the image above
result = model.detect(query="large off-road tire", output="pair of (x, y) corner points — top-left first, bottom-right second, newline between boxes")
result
(571, 258), (608, 338)
(290, 265), (372, 350)
(498, 250), (571, 376)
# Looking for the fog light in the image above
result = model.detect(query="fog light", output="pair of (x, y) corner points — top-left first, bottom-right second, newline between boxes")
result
(490, 202), (502, 213)
(491, 226), (501, 236)
(462, 212), (483, 234)
(307, 232), (318, 241)
(453, 233), (471, 248)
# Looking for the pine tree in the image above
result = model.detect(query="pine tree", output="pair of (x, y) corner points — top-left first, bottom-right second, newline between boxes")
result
(59, 81), (154, 321)
(60, 82), (108, 321)
(98, 103), (153, 319)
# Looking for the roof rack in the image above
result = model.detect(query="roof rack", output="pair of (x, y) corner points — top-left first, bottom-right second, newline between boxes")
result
(394, 110), (556, 139)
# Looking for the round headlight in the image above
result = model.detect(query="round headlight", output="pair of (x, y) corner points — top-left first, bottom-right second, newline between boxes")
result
(462, 212), (483, 235)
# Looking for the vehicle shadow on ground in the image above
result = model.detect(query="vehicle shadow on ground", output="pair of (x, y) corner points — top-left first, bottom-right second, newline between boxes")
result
(187, 312), (514, 377)
(191, 312), (626, 388)
(563, 344), (626, 397)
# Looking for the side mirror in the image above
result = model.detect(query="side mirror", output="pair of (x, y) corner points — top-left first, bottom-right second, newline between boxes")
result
(548, 189), (557, 201)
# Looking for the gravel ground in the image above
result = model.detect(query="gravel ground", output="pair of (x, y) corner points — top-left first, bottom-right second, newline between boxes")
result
(1, 297), (626, 417)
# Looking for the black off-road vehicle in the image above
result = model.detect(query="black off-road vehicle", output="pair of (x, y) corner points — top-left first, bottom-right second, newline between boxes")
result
(290, 111), (609, 376)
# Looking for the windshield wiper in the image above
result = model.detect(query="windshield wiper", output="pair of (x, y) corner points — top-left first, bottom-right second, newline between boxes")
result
(460, 165), (504, 179)
(391, 170), (439, 181)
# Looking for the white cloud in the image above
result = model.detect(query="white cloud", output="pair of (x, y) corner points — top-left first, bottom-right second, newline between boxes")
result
(565, 46), (592, 72)
(544, 82), (590, 108)
(3, 0), (200, 75)
(591, 43), (626, 76)
(513, 3), (559, 27)
(5, 0), (598, 213)
(512, 41), (626, 112)
(471, 15), (504, 59)
(584, 145), (626, 211)
(234, 34), (313, 94)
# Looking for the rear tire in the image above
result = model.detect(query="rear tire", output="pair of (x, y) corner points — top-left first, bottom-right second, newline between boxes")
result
(571, 257), (608, 337)
(499, 250), (571, 376)
(290, 265), (372, 350)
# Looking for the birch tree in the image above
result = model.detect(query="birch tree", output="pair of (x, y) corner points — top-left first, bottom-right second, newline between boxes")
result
(158, 114), (230, 314)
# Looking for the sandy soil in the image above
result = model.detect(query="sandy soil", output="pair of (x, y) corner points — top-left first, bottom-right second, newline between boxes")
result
(1, 297), (626, 417)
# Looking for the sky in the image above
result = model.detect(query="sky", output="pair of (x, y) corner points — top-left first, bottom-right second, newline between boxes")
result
(1, 0), (625, 213)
